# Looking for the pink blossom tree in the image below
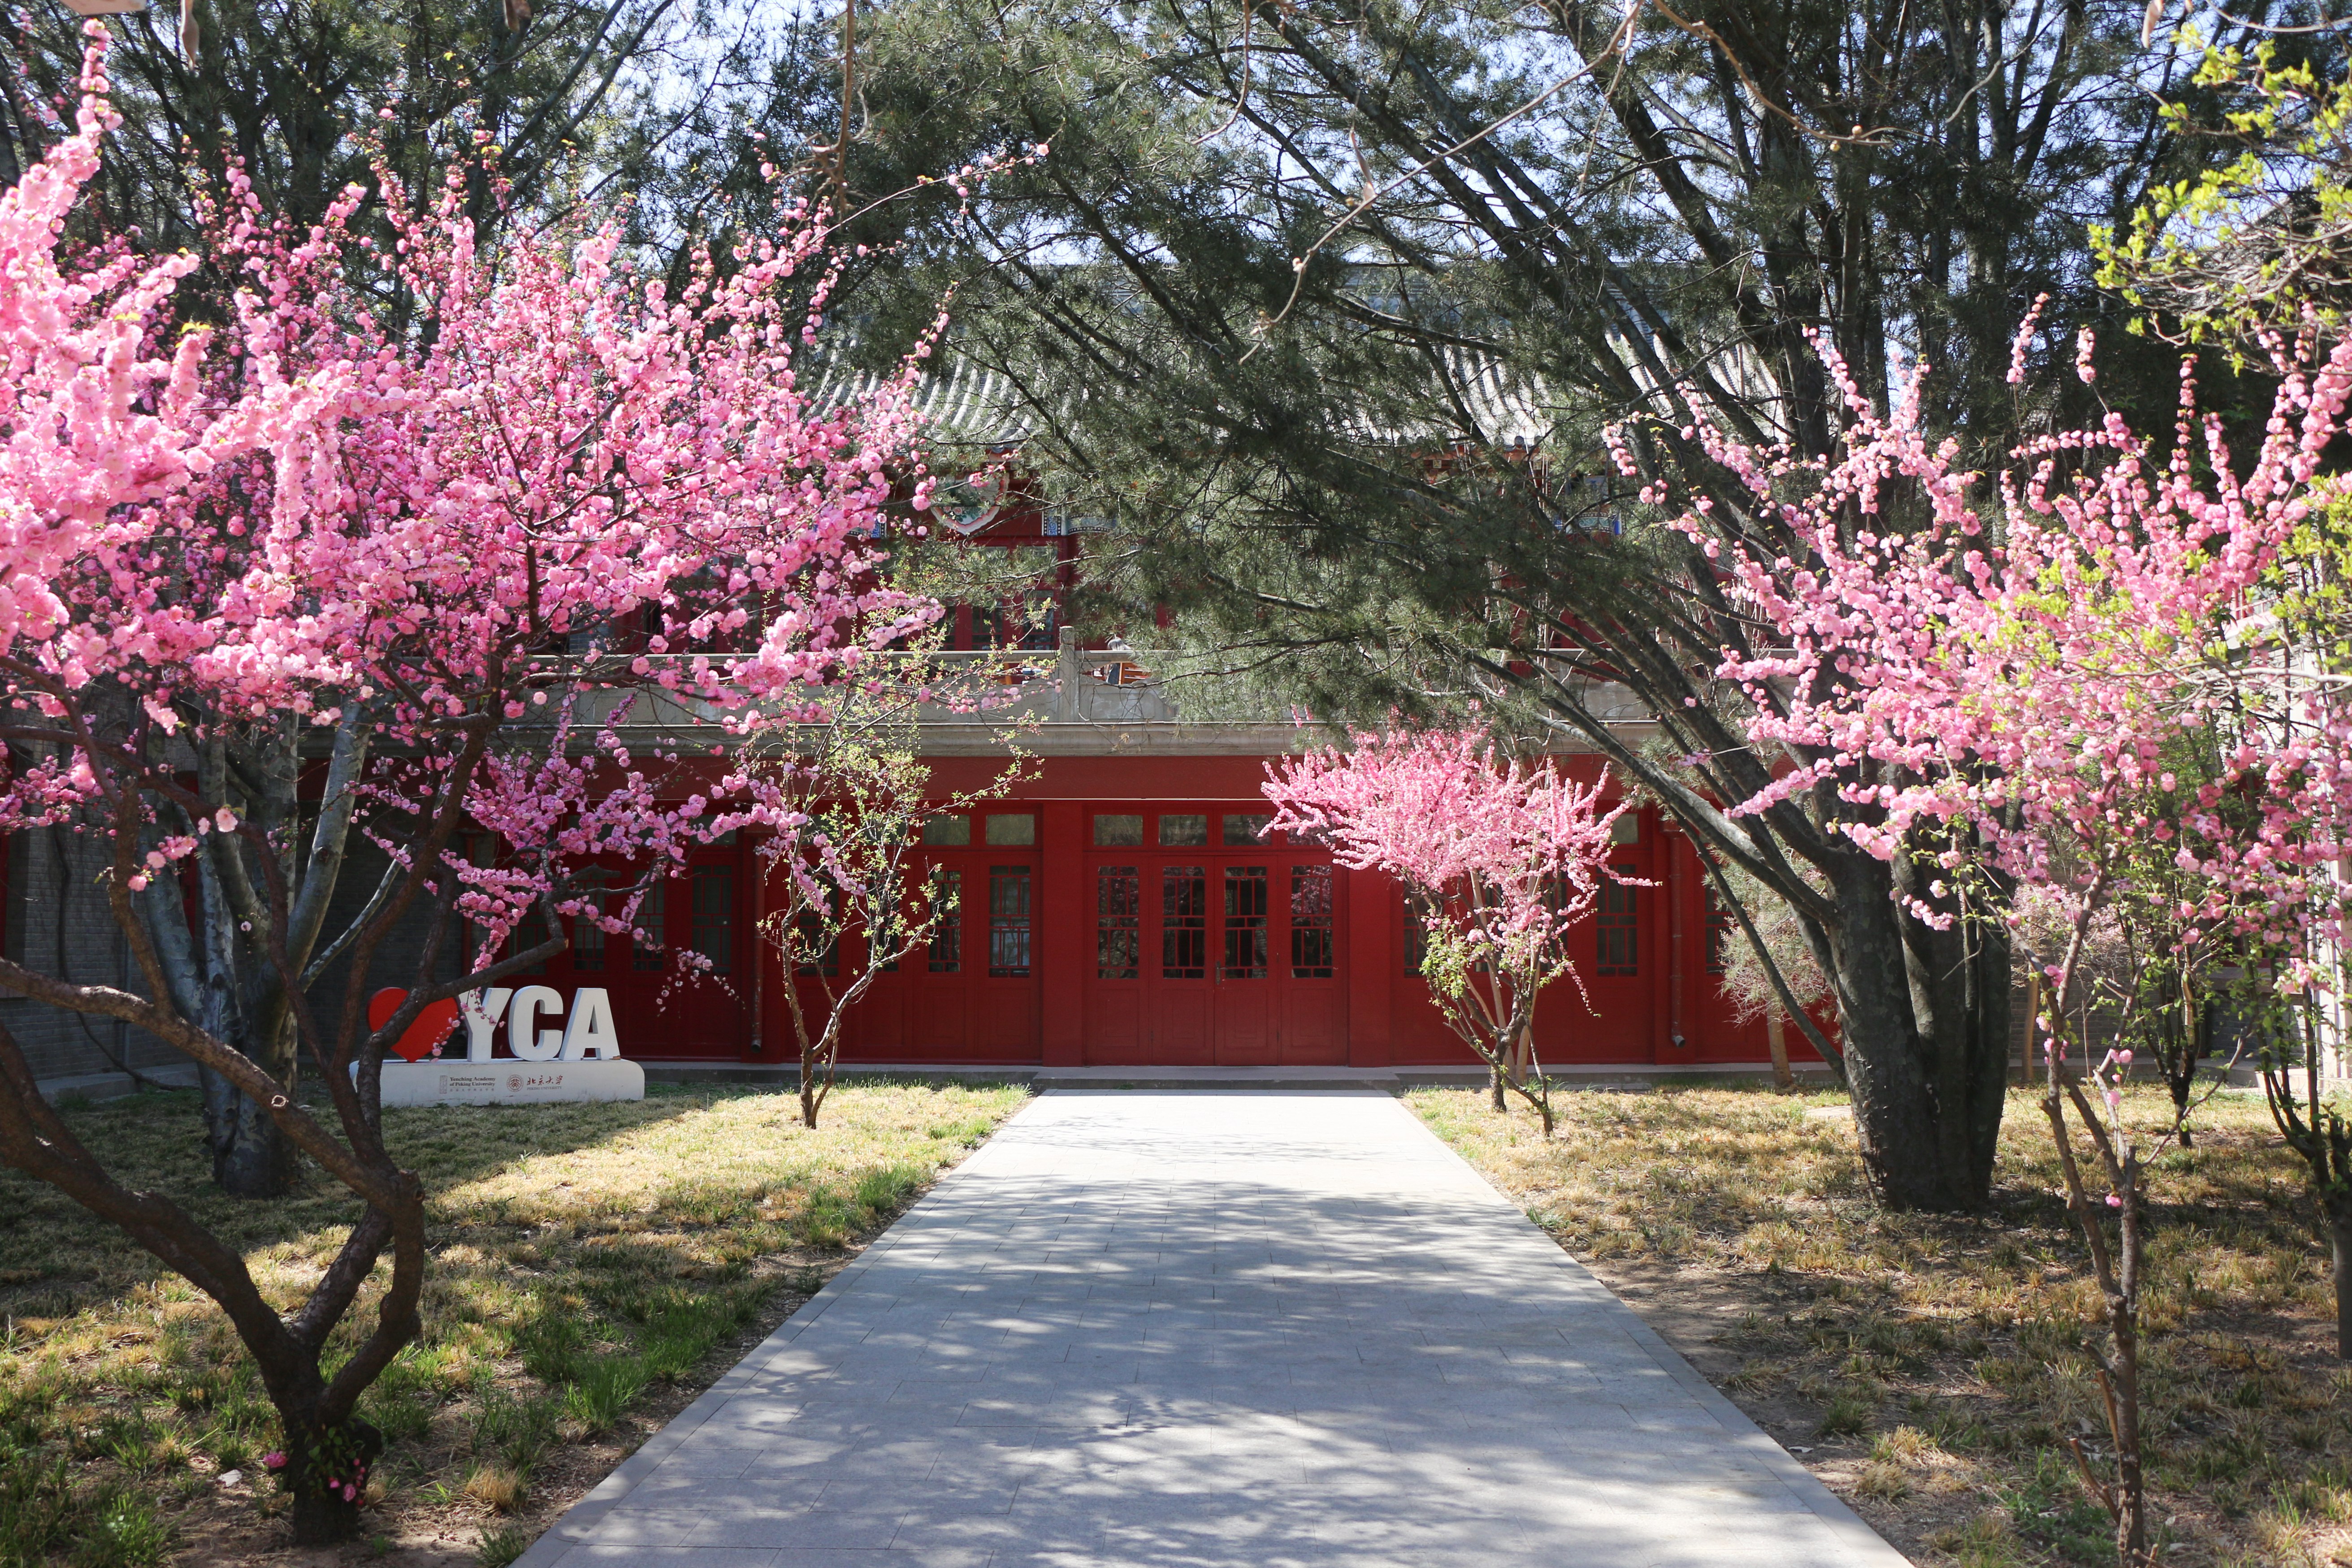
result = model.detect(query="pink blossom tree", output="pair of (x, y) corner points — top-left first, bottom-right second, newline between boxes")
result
(0, 27), (941, 1542)
(1262, 727), (1629, 1136)
(1641, 318), (2352, 1563)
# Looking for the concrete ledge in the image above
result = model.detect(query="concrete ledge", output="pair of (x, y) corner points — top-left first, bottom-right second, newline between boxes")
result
(36, 1063), (200, 1103)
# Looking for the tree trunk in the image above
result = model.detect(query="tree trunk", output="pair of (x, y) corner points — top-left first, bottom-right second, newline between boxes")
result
(2112, 1196), (2149, 1563)
(1766, 1011), (1793, 1092)
(2331, 1198), (2352, 1362)
(200, 1006), (302, 1198)
(203, 1070), (301, 1197)
(1489, 1063), (1506, 1112)
(280, 1411), (381, 1546)
(1832, 859), (2010, 1211)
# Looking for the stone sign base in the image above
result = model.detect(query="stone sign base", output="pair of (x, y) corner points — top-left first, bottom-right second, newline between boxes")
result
(369, 1059), (646, 1107)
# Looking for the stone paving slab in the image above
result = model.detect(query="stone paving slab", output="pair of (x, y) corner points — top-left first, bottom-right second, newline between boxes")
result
(514, 1091), (1910, 1568)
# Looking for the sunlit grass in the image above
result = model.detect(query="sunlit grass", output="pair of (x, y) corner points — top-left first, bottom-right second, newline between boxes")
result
(1412, 1082), (2352, 1568)
(0, 1079), (1027, 1564)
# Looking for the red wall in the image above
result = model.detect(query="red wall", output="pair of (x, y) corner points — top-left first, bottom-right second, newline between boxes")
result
(742, 756), (1817, 1071)
(475, 754), (1819, 1070)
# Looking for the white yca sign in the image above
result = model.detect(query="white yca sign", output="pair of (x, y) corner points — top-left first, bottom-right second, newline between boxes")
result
(368, 986), (643, 1107)
(457, 985), (623, 1062)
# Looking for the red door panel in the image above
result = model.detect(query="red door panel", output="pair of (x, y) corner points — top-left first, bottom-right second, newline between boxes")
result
(1081, 809), (1342, 1067)
(1213, 862), (1273, 1064)
(1083, 863), (1146, 1061)
(1279, 862), (1345, 1064)
(1148, 861), (1214, 1063)
(508, 844), (748, 1063)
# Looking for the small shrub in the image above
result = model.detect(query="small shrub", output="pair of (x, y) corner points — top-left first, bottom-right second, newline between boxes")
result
(476, 1524), (532, 1568)
(795, 1186), (855, 1249)
(0, 1453), (83, 1568)
(361, 1385), (436, 1447)
(1818, 1386), (1875, 1439)
(851, 1162), (923, 1217)
(561, 1355), (646, 1435)
(1854, 1459), (1910, 1500)
(88, 1416), (156, 1473)
(470, 1393), (558, 1471)
(1937, 1511), (2023, 1568)
(204, 1427), (252, 1474)
(470, 1523), (527, 1568)
(513, 1313), (588, 1386)
(1999, 1452), (2116, 1563)
(1870, 1425), (1936, 1466)
(461, 1464), (524, 1514)
(70, 1493), (173, 1568)
(147, 1429), (191, 1472)
(634, 1288), (757, 1382)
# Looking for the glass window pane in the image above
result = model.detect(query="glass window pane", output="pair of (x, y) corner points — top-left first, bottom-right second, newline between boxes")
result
(1159, 814), (1208, 847)
(1290, 865), (1334, 978)
(693, 865), (735, 975)
(985, 814), (1036, 847)
(509, 902), (550, 975)
(1162, 866), (1206, 978)
(1096, 866), (1139, 979)
(631, 880), (666, 971)
(1093, 814), (1144, 847)
(793, 886), (838, 976)
(921, 814), (971, 847)
(1221, 866), (1268, 979)
(1704, 886), (1734, 976)
(1598, 864), (1638, 976)
(1222, 813), (1272, 846)
(569, 868), (608, 973)
(988, 866), (1031, 976)
(927, 869), (962, 973)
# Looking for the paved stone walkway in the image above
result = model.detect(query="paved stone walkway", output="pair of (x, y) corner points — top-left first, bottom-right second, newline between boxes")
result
(515, 1092), (1909, 1568)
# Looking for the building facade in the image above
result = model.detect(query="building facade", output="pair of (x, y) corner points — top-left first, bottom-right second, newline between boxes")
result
(486, 630), (1810, 1074)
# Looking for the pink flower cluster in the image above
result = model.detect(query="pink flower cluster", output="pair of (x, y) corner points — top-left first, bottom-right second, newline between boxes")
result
(1262, 727), (1629, 987)
(0, 26), (950, 970)
(1631, 321), (2352, 999)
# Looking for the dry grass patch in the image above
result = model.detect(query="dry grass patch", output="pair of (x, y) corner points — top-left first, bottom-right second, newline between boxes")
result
(0, 1078), (1027, 1568)
(1410, 1081), (2352, 1567)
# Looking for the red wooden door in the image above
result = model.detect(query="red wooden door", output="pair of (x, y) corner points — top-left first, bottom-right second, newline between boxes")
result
(979, 854), (1040, 1053)
(1082, 807), (1340, 1066)
(1148, 859), (1215, 1062)
(837, 809), (1041, 1063)
(1543, 854), (1653, 1063)
(520, 842), (746, 1061)
(1278, 862), (1345, 1063)
(1083, 858), (1146, 1059)
(1212, 861), (1273, 1064)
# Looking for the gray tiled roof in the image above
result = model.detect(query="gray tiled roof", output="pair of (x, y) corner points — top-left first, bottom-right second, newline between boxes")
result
(802, 338), (1556, 450)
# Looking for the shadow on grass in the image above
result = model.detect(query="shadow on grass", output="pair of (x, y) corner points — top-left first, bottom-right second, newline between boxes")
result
(0, 1086), (714, 1320)
(0, 1079), (1029, 1565)
(1408, 1081), (2352, 1566)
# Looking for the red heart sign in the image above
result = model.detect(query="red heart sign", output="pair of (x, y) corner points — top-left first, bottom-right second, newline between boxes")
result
(368, 988), (462, 1064)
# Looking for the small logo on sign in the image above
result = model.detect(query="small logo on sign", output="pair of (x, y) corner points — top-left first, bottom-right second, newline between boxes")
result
(507, 1074), (522, 1091)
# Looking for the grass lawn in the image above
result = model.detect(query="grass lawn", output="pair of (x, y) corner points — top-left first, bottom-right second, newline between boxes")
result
(0, 1079), (1029, 1568)
(1410, 1081), (2352, 1568)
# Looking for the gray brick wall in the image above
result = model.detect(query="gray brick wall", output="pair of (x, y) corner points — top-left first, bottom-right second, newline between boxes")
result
(5, 827), (185, 1089)
(11, 826), (462, 1094)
